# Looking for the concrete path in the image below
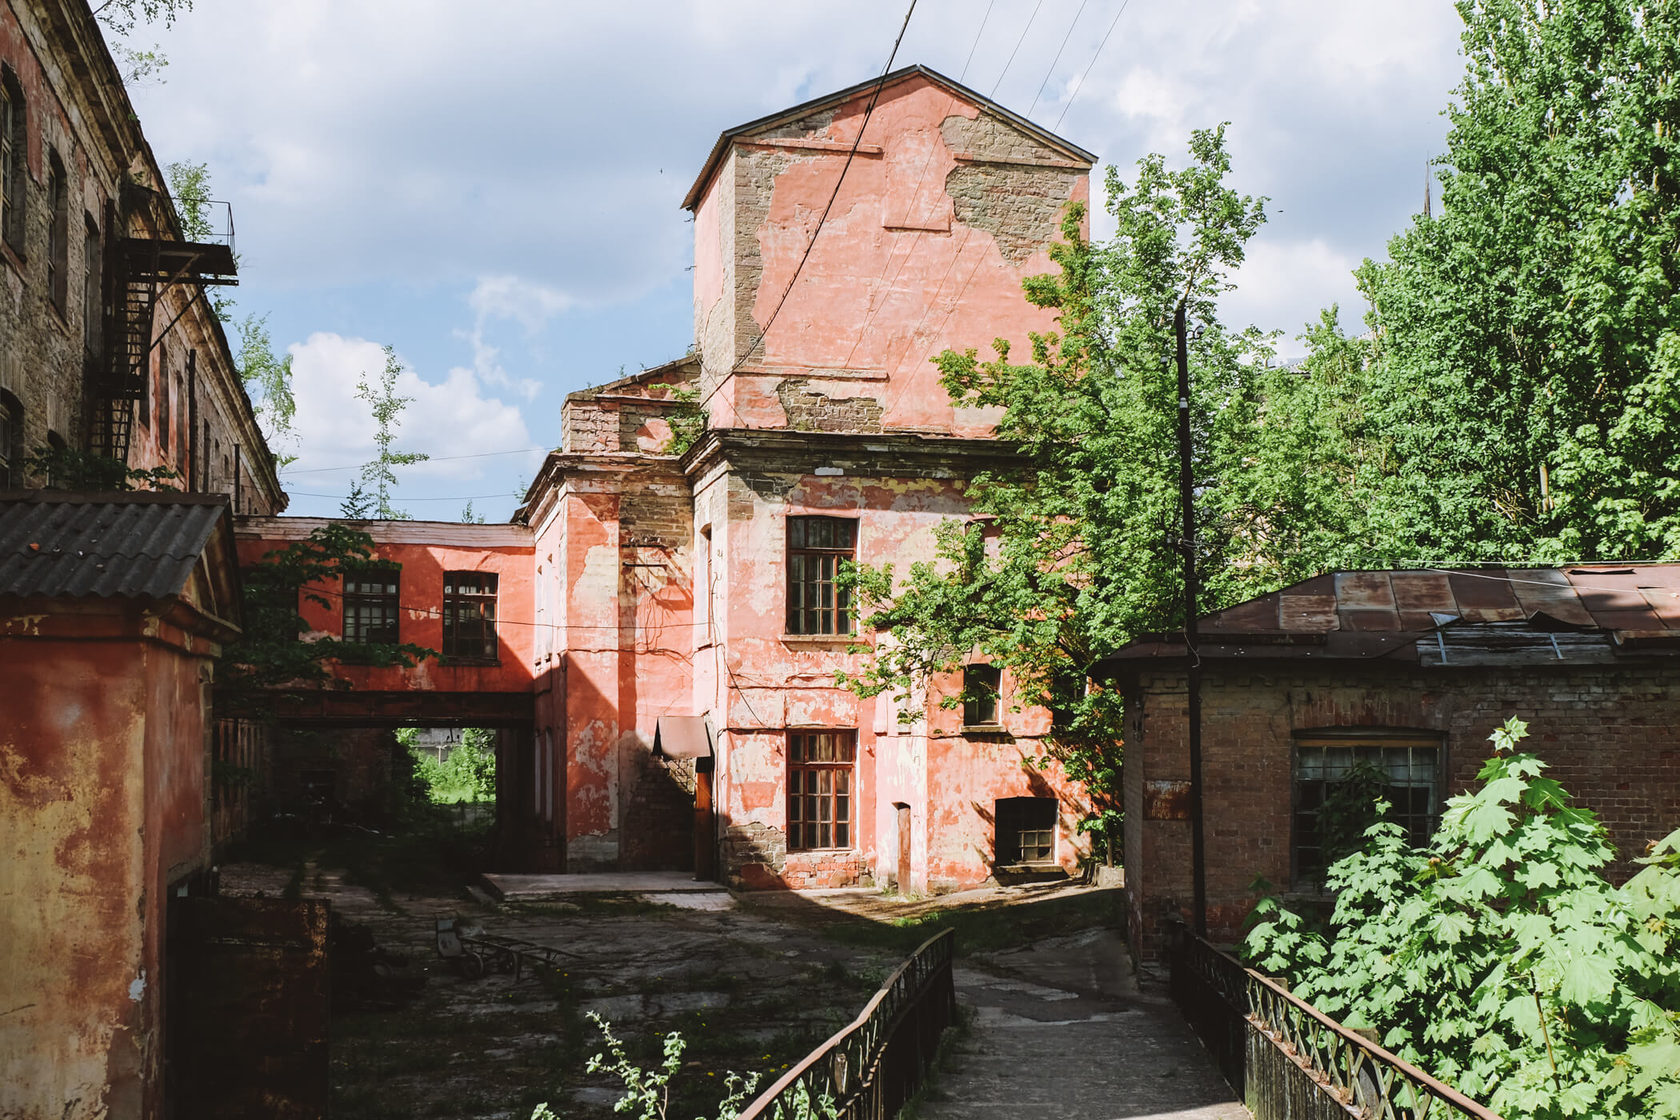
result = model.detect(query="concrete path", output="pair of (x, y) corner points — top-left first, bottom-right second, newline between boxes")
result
(916, 928), (1250, 1120)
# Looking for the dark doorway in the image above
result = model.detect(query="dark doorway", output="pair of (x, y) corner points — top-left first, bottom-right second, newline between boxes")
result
(894, 803), (912, 890)
(165, 895), (330, 1119)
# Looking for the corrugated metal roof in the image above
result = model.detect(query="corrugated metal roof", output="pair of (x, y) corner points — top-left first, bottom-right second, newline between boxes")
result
(1106, 566), (1680, 667)
(0, 490), (230, 601)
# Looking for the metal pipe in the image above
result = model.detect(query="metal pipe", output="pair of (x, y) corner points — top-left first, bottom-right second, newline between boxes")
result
(1176, 301), (1207, 938)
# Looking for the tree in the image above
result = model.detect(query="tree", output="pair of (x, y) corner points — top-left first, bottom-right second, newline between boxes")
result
(92, 0), (192, 87)
(355, 347), (430, 520)
(1307, 0), (1680, 564)
(841, 127), (1271, 839)
(220, 524), (435, 712)
(1243, 718), (1680, 1120)
(164, 161), (298, 463)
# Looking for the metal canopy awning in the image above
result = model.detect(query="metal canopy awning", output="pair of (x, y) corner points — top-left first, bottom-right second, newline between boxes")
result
(652, 716), (714, 769)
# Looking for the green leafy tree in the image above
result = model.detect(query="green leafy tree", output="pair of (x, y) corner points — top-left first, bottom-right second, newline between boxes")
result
(220, 524), (435, 712)
(406, 728), (497, 805)
(840, 127), (1270, 834)
(164, 161), (298, 462)
(1305, 0), (1680, 564)
(355, 346), (430, 520)
(92, 0), (192, 87)
(1243, 718), (1680, 1119)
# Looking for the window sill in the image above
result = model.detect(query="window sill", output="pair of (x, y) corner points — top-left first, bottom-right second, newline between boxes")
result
(442, 657), (501, 668)
(961, 724), (1011, 737)
(781, 633), (861, 646)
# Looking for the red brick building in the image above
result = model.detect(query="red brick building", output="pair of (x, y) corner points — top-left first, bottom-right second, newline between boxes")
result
(1105, 566), (1680, 961)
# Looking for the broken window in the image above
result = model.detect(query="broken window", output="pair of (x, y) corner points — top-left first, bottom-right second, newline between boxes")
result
(962, 663), (1001, 728)
(0, 67), (22, 255)
(443, 571), (498, 660)
(995, 797), (1056, 865)
(342, 567), (399, 644)
(786, 516), (856, 635)
(1292, 731), (1441, 887)
(788, 729), (855, 850)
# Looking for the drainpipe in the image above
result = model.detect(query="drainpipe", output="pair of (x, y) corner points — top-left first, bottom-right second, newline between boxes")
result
(1175, 302), (1207, 938)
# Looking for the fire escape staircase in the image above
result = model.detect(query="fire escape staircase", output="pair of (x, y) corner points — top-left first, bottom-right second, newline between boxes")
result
(86, 193), (238, 466)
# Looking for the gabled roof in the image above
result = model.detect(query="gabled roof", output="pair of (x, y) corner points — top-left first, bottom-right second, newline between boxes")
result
(681, 63), (1097, 210)
(0, 490), (232, 602)
(1104, 566), (1680, 667)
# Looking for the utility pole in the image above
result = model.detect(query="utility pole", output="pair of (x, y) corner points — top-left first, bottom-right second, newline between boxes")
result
(1175, 301), (1208, 938)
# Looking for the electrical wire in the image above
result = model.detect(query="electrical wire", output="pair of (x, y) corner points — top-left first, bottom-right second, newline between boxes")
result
(990, 0), (1044, 97)
(1028, 0), (1090, 118)
(281, 447), (550, 475)
(960, 0), (998, 81)
(1056, 0), (1133, 130)
(733, 0), (919, 373)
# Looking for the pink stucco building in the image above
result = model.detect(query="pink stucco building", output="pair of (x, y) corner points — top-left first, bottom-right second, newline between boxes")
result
(518, 65), (1097, 891)
(236, 66), (1098, 893)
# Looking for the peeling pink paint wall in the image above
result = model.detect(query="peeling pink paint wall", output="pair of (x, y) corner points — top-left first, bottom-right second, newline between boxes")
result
(0, 603), (222, 1120)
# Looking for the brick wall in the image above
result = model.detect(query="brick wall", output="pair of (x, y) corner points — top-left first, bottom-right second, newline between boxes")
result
(1125, 661), (1680, 959)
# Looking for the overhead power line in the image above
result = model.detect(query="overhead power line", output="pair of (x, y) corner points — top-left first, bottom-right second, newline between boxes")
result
(991, 0), (1044, 97)
(733, 0), (919, 372)
(1028, 0), (1091, 118)
(1057, 0), (1133, 130)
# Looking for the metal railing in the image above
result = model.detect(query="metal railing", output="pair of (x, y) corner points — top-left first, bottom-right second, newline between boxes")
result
(1171, 933), (1503, 1120)
(738, 929), (956, 1120)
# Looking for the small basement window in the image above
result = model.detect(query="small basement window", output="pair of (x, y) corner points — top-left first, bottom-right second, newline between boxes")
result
(995, 797), (1057, 866)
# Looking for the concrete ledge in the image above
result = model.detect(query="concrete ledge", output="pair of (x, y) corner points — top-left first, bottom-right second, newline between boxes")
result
(481, 872), (722, 901)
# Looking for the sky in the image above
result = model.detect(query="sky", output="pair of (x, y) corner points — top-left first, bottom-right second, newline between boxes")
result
(117, 0), (1468, 522)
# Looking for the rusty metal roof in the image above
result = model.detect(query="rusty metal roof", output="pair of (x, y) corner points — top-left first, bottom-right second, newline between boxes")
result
(1106, 566), (1680, 667)
(0, 490), (231, 601)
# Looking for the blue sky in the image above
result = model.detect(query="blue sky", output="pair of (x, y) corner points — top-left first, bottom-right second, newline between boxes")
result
(116, 0), (1466, 521)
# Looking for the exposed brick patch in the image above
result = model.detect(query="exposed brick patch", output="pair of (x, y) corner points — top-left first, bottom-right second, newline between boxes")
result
(946, 162), (1081, 263)
(775, 379), (885, 434)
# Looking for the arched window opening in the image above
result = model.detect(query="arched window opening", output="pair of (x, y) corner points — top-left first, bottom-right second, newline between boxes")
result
(47, 150), (68, 311)
(0, 391), (23, 488)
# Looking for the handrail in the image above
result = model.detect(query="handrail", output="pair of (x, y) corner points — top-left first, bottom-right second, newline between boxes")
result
(1175, 934), (1503, 1120)
(738, 928), (955, 1120)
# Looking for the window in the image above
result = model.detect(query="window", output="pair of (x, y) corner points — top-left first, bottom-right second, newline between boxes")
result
(995, 797), (1057, 865)
(0, 390), (21, 487)
(155, 352), (170, 450)
(342, 568), (399, 644)
(46, 150), (66, 311)
(963, 664), (1001, 727)
(443, 571), (498, 660)
(786, 516), (856, 635)
(1293, 731), (1441, 887)
(0, 67), (22, 255)
(788, 730), (855, 850)
(82, 213), (100, 353)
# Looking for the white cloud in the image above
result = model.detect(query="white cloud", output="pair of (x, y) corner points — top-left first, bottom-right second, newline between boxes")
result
(1222, 237), (1366, 359)
(287, 332), (532, 489)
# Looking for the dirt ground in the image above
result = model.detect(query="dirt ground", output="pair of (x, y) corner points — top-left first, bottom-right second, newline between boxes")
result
(219, 861), (1122, 1120)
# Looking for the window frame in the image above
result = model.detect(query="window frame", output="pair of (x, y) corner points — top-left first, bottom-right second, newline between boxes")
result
(1290, 729), (1443, 889)
(787, 729), (856, 852)
(0, 66), (23, 256)
(442, 570), (499, 662)
(0, 390), (21, 488)
(341, 565), (400, 645)
(785, 515), (857, 636)
(962, 663), (1002, 728)
(994, 796), (1058, 866)
(46, 149), (67, 312)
